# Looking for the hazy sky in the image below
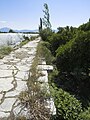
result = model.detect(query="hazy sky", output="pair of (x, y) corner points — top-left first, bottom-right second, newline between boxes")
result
(0, 0), (90, 30)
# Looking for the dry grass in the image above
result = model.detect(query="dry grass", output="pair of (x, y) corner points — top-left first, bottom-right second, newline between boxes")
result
(0, 46), (13, 59)
(18, 42), (51, 120)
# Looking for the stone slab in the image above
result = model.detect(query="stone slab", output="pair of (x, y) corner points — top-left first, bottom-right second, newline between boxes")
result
(15, 71), (29, 80)
(0, 70), (12, 78)
(0, 98), (16, 112)
(0, 111), (10, 118)
(0, 77), (14, 91)
(15, 78), (27, 92)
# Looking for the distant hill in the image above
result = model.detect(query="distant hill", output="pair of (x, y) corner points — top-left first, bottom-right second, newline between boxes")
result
(15, 29), (38, 33)
(0, 27), (38, 33)
(0, 27), (11, 32)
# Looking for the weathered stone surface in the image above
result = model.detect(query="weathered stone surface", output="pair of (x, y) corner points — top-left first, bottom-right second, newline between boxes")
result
(15, 64), (30, 71)
(0, 112), (10, 118)
(5, 91), (19, 97)
(0, 77), (14, 91)
(15, 78), (27, 92)
(0, 70), (12, 78)
(38, 70), (48, 83)
(15, 71), (29, 80)
(0, 64), (12, 70)
(46, 98), (56, 115)
(0, 98), (16, 111)
(0, 60), (4, 65)
(13, 102), (28, 118)
(8, 66), (17, 70)
(22, 56), (35, 64)
(0, 93), (3, 102)
(38, 65), (53, 71)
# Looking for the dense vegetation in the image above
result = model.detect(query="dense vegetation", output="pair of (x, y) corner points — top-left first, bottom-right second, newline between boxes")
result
(40, 16), (90, 120)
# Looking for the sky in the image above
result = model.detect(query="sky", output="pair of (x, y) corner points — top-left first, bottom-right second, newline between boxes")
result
(0, 0), (90, 30)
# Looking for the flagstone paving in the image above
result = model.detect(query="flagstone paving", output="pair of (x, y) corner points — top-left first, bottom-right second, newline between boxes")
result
(0, 37), (56, 119)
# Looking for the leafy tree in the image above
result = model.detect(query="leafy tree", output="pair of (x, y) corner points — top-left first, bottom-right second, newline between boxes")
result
(42, 3), (52, 29)
(39, 3), (52, 42)
(9, 29), (15, 33)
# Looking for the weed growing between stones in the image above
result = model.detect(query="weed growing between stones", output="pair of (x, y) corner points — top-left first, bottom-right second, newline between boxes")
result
(18, 42), (51, 120)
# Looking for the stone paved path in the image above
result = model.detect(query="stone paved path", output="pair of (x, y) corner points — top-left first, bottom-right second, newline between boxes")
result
(0, 37), (40, 118)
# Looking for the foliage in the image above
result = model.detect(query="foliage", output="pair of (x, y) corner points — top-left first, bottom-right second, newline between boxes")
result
(56, 31), (90, 76)
(30, 35), (38, 40)
(39, 28), (53, 41)
(50, 85), (82, 120)
(49, 33), (66, 56)
(37, 41), (53, 64)
(39, 18), (43, 31)
(39, 18), (90, 119)
(79, 19), (90, 31)
(57, 26), (77, 42)
(19, 36), (30, 47)
(19, 40), (29, 47)
(9, 29), (15, 33)
(42, 3), (52, 29)
(55, 31), (90, 106)
(80, 107), (90, 120)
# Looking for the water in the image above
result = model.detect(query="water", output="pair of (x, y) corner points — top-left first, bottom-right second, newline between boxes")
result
(0, 33), (38, 46)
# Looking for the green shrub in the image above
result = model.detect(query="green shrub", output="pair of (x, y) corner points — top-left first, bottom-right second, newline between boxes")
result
(51, 85), (82, 120)
(56, 31), (90, 76)
(80, 107), (90, 120)
(39, 28), (53, 41)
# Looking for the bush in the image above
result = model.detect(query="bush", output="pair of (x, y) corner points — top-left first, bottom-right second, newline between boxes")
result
(56, 31), (90, 76)
(80, 107), (90, 120)
(49, 33), (66, 56)
(39, 28), (53, 41)
(51, 85), (82, 120)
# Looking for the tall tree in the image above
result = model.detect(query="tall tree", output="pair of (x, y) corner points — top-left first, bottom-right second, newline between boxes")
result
(42, 3), (51, 29)
(39, 18), (42, 31)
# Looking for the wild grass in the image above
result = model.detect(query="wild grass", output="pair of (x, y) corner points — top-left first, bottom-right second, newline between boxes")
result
(18, 35), (38, 48)
(0, 46), (13, 58)
(18, 41), (51, 120)
(36, 41), (54, 64)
